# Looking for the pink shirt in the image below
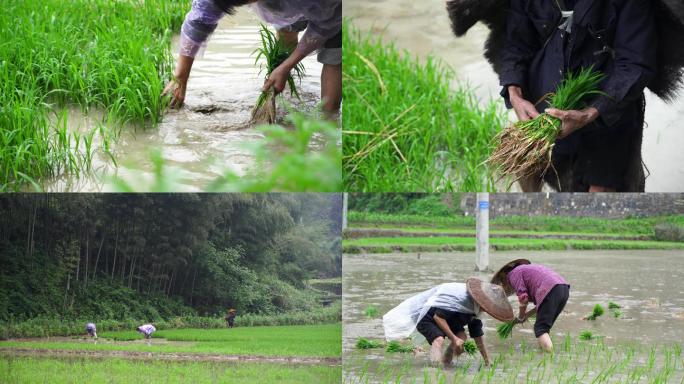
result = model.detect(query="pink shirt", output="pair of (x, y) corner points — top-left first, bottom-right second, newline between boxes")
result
(508, 264), (568, 306)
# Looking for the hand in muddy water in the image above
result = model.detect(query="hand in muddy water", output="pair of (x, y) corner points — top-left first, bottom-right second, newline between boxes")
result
(547, 107), (599, 139)
(162, 77), (187, 109)
(263, 64), (292, 94)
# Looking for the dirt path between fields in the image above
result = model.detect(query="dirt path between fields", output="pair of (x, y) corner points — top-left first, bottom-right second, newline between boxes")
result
(0, 348), (341, 366)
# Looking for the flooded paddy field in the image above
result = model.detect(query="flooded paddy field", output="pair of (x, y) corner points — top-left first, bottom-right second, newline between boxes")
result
(45, 9), (324, 192)
(344, 0), (684, 192)
(343, 250), (684, 383)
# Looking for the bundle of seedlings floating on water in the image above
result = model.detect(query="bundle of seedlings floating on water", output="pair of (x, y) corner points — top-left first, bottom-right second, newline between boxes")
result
(584, 304), (605, 321)
(251, 24), (305, 125)
(385, 340), (414, 353)
(487, 67), (606, 185)
(356, 337), (383, 349)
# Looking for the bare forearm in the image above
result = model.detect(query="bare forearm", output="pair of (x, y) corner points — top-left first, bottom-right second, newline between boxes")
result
(433, 315), (458, 341)
(175, 55), (195, 81)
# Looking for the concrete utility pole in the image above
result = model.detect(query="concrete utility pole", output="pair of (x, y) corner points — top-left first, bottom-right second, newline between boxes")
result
(475, 193), (490, 271)
(342, 193), (348, 230)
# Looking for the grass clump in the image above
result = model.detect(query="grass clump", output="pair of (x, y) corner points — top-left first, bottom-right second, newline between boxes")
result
(612, 309), (623, 318)
(608, 302), (621, 310)
(364, 305), (378, 319)
(1, 0), (186, 190)
(487, 67), (606, 186)
(463, 340), (477, 355)
(356, 338), (383, 349)
(496, 321), (516, 340)
(251, 25), (305, 125)
(579, 330), (594, 341)
(385, 340), (414, 353)
(342, 21), (505, 192)
(584, 304), (605, 321)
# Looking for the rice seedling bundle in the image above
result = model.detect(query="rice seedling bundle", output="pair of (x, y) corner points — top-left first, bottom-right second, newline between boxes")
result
(487, 67), (606, 183)
(385, 340), (414, 353)
(364, 305), (378, 318)
(251, 24), (305, 125)
(496, 321), (516, 340)
(579, 330), (594, 341)
(584, 304), (605, 321)
(608, 302), (621, 310)
(463, 340), (477, 355)
(356, 338), (383, 349)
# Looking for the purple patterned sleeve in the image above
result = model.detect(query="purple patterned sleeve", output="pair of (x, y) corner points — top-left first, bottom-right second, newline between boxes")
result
(507, 269), (529, 303)
(179, 0), (226, 58)
(295, 1), (341, 56)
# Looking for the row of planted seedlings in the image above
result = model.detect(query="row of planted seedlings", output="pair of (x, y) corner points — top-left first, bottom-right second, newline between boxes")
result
(350, 336), (683, 383)
(1, 0), (187, 190)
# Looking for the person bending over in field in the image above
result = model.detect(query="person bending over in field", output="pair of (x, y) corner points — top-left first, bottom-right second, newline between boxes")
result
(383, 281), (497, 367)
(163, 0), (342, 115)
(137, 324), (157, 340)
(499, 0), (656, 192)
(491, 259), (570, 353)
(85, 322), (97, 339)
(225, 308), (237, 328)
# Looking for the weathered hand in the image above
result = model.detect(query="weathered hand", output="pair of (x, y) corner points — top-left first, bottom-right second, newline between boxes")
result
(451, 337), (465, 355)
(508, 86), (540, 122)
(162, 77), (187, 109)
(546, 107), (600, 139)
(263, 63), (291, 94)
(513, 315), (526, 324)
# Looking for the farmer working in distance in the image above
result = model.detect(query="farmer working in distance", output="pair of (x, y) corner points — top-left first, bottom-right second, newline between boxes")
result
(499, 0), (656, 192)
(225, 308), (237, 328)
(163, 0), (342, 115)
(491, 259), (570, 353)
(383, 279), (516, 368)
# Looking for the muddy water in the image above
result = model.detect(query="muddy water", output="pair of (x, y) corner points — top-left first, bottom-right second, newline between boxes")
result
(343, 250), (684, 382)
(44, 8), (323, 192)
(345, 0), (684, 192)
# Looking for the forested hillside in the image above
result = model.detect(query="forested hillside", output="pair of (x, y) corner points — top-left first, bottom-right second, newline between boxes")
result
(0, 194), (342, 323)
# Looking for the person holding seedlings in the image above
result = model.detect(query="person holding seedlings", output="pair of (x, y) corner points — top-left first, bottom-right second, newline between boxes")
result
(383, 280), (514, 367)
(225, 308), (237, 328)
(136, 324), (157, 340)
(491, 259), (570, 353)
(496, 0), (657, 192)
(163, 0), (342, 115)
(85, 323), (97, 339)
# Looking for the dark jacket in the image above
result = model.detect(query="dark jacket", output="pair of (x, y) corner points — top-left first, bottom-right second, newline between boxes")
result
(499, 0), (657, 153)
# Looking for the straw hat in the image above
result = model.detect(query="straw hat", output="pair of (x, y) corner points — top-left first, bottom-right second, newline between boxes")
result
(466, 278), (515, 322)
(490, 259), (531, 296)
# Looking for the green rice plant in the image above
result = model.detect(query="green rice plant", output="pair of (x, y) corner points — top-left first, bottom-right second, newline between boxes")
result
(1, 0), (185, 190)
(385, 340), (414, 353)
(584, 304), (605, 321)
(608, 302), (621, 310)
(342, 20), (506, 192)
(612, 309), (623, 318)
(497, 321), (516, 340)
(463, 340), (477, 356)
(251, 24), (305, 124)
(356, 338), (383, 349)
(579, 331), (594, 341)
(364, 305), (378, 318)
(487, 67), (606, 186)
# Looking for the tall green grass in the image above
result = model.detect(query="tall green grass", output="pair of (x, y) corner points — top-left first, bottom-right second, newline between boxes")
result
(0, 0), (186, 190)
(1, 358), (341, 384)
(342, 21), (506, 192)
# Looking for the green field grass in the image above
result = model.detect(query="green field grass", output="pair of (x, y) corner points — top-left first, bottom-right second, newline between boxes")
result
(0, 324), (341, 358)
(342, 21), (505, 192)
(348, 212), (684, 235)
(343, 236), (684, 253)
(1, 357), (341, 384)
(1, 0), (187, 190)
(346, 227), (649, 240)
